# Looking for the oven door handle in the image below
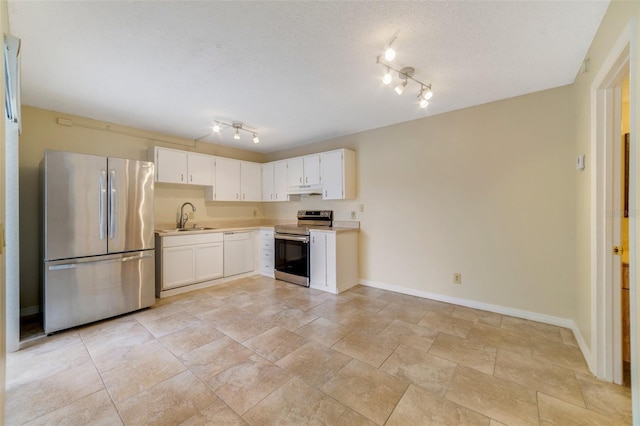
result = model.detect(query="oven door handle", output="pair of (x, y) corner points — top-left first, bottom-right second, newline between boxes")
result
(275, 234), (310, 243)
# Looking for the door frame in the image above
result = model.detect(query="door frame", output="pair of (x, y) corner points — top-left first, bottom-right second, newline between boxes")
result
(590, 18), (636, 409)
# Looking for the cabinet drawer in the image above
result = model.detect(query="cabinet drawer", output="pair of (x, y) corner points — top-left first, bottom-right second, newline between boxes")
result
(162, 232), (223, 248)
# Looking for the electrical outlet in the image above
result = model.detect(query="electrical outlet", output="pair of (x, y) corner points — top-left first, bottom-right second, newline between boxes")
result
(188, 211), (194, 219)
(351, 211), (356, 219)
(453, 273), (462, 284)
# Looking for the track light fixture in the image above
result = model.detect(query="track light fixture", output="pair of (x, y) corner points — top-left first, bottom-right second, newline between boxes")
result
(377, 36), (433, 109)
(204, 120), (259, 144)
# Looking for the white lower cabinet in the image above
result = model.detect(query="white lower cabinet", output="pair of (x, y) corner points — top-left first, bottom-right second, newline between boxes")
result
(195, 242), (224, 281)
(156, 232), (224, 296)
(259, 230), (275, 277)
(309, 230), (358, 294)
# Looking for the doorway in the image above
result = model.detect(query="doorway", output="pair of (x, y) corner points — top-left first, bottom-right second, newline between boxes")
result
(620, 77), (631, 386)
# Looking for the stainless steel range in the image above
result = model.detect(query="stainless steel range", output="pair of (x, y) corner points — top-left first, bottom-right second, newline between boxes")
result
(274, 210), (333, 287)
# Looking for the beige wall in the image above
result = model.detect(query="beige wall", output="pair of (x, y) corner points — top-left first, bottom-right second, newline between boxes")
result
(572, 0), (639, 351)
(264, 86), (577, 319)
(19, 106), (266, 311)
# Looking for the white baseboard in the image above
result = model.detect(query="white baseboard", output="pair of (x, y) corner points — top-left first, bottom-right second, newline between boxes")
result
(20, 305), (40, 317)
(359, 278), (594, 374)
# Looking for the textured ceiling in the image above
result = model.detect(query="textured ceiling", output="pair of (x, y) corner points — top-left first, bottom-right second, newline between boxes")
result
(9, 1), (609, 153)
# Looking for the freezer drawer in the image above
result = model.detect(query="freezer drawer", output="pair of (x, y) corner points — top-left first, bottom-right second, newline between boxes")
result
(44, 251), (155, 334)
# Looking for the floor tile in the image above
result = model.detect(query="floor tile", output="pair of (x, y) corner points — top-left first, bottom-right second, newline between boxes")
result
(213, 312), (276, 342)
(418, 311), (474, 338)
(140, 309), (202, 338)
(494, 349), (585, 407)
(466, 323), (532, 355)
(242, 298), (289, 317)
(243, 325), (309, 362)
(159, 321), (225, 357)
(276, 341), (353, 388)
(380, 344), (457, 397)
(428, 332), (497, 374)
(24, 389), (122, 426)
(133, 302), (186, 324)
(7, 337), (92, 387)
(332, 330), (398, 368)
(117, 370), (216, 425)
(576, 372), (632, 424)
(500, 316), (564, 343)
(560, 328), (579, 347)
(450, 306), (502, 328)
(446, 366), (539, 425)
(321, 358), (409, 425)
(262, 307), (318, 331)
(243, 376), (347, 424)
(87, 330), (159, 373)
(6, 361), (104, 425)
(530, 335), (590, 374)
(283, 294), (328, 311)
(179, 335), (253, 380)
(538, 392), (626, 425)
(207, 354), (291, 415)
(334, 407), (379, 426)
(339, 312), (394, 336)
(295, 317), (353, 347)
(180, 398), (248, 425)
(377, 319), (439, 353)
(101, 342), (187, 403)
(377, 302), (428, 324)
(387, 384), (490, 425)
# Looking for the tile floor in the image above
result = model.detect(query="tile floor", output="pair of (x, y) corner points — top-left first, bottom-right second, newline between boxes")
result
(6, 276), (633, 425)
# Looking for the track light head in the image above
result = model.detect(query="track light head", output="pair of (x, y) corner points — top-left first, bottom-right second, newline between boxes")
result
(253, 133), (259, 144)
(382, 68), (392, 85)
(423, 89), (433, 101)
(395, 80), (407, 95)
(384, 47), (396, 61)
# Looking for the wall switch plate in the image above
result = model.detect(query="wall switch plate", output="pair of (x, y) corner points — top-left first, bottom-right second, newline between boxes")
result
(359, 204), (365, 212)
(350, 211), (356, 219)
(453, 273), (462, 284)
(576, 154), (585, 171)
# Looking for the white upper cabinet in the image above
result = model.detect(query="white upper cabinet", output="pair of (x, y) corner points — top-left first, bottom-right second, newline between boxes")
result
(262, 160), (288, 202)
(262, 162), (275, 202)
(152, 147), (213, 186)
(274, 161), (288, 201)
(288, 154), (321, 190)
(214, 157), (241, 201)
(153, 147), (188, 184)
(207, 158), (262, 202)
(321, 149), (356, 200)
(241, 161), (262, 201)
(187, 153), (214, 186)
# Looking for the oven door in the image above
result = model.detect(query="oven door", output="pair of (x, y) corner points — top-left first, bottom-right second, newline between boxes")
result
(274, 233), (310, 287)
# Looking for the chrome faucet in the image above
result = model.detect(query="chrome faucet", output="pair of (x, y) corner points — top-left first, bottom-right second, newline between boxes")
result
(179, 202), (196, 229)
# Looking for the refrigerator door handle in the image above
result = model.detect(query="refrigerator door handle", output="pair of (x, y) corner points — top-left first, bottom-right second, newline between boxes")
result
(47, 253), (154, 270)
(99, 170), (107, 240)
(109, 169), (116, 239)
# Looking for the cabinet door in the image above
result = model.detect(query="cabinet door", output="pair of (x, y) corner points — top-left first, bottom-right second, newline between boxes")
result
(241, 162), (262, 201)
(155, 147), (188, 184)
(274, 161), (288, 201)
(303, 155), (321, 186)
(188, 153), (214, 186)
(310, 232), (327, 286)
(262, 163), (274, 202)
(215, 157), (241, 201)
(162, 245), (195, 289)
(321, 150), (343, 200)
(287, 157), (304, 188)
(195, 242), (223, 281)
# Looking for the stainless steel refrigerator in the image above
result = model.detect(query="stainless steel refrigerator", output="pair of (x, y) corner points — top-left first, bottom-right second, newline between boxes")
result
(42, 150), (156, 334)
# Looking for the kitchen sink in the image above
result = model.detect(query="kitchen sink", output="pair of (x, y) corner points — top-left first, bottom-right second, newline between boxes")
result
(158, 227), (218, 232)
(177, 227), (217, 231)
